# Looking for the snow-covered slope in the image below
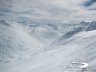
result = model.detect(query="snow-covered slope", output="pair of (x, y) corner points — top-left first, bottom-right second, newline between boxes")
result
(0, 20), (43, 60)
(0, 20), (96, 72)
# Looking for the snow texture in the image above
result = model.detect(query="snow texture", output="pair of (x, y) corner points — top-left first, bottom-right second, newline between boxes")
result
(0, 19), (96, 72)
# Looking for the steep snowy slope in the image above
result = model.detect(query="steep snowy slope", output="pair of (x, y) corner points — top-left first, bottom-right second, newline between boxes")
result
(0, 20), (96, 72)
(1, 27), (96, 72)
(0, 20), (43, 60)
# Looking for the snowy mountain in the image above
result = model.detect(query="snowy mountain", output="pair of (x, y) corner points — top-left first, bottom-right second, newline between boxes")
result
(0, 20), (44, 60)
(0, 19), (96, 72)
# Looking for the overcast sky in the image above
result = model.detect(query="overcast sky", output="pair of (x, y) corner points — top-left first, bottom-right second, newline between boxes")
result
(0, 0), (96, 21)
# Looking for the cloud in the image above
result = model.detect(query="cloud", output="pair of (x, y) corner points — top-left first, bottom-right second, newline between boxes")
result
(83, 0), (96, 7)
(87, 2), (96, 10)
(0, 0), (96, 21)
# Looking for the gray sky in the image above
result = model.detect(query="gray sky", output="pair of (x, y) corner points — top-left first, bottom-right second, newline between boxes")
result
(0, 0), (96, 21)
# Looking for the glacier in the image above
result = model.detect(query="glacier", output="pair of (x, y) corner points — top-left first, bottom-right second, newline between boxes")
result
(0, 19), (96, 72)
